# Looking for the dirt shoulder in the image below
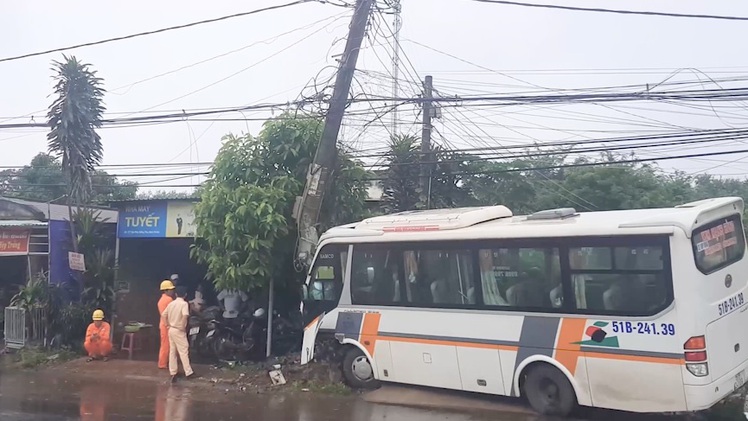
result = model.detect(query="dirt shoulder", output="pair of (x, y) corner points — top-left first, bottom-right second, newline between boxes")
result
(41, 354), (352, 396)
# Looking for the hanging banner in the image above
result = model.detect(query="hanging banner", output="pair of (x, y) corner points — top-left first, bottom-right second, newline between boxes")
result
(0, 230), (30, 255)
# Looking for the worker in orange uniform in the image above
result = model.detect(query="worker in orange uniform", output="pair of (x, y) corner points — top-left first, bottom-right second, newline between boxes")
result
(158, 280), (177, 369)
(84, 309), (112, 362)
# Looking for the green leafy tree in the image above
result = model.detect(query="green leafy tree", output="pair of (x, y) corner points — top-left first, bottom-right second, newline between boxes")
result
(192, 114), (369, 293)
(74, 208), (116, 316)
(379, 134), (473, 212)
(557, 158), (668, 210)
(47, 55), (106, 251)
(0, 153), (136, 203)
(380, 135), (420, 213)
(467, 151), (748, 215)
(428, 148), (475, 209)
(321, 148), (371, 230)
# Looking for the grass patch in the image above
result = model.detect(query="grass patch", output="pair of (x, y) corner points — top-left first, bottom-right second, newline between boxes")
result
(7, 347), (78, 370)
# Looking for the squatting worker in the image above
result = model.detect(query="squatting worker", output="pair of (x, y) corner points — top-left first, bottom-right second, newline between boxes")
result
(157, 280), (176, 369)
(162, 286), (194, 383)
(84, 309), (112, 362)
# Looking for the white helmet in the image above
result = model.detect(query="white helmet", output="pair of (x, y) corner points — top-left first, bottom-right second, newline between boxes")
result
(253, 308), (266, 318)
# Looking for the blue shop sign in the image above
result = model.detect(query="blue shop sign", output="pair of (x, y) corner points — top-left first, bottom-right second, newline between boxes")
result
(118, 202), (168, 238)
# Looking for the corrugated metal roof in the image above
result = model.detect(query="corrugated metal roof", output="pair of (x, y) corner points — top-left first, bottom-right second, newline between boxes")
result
(0, 220), (47, 228)
(109, 197), (200, 203)
(0, 197), (118, 222)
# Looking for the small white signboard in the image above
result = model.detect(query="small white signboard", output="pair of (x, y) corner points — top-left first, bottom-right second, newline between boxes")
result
(68, 252), (86, 272)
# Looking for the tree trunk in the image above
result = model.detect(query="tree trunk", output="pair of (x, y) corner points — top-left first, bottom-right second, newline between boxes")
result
(67, 200), (79, 253)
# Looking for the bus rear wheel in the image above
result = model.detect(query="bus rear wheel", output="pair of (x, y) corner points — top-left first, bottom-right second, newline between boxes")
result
(342, 347), (378, 389)
(523, 364), (577, 417)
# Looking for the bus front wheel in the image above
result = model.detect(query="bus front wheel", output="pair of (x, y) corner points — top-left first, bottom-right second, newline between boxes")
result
(523, 364), (577, 417)
(342, 347), (379, 389)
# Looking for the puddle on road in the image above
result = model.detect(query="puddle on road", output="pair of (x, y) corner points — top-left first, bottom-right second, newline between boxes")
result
(0, 371), (536, 421)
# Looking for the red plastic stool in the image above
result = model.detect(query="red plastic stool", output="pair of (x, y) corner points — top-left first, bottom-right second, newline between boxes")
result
(120, 332), (142, 360)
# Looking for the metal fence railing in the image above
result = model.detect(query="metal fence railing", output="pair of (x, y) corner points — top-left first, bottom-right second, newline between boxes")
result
(28, 307), (45, 344)
(4, 307), (26, 349)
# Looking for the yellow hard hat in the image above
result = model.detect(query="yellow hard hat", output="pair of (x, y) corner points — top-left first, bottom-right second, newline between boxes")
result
(160, 280), (176, 291)
(92, 309), (105, 321)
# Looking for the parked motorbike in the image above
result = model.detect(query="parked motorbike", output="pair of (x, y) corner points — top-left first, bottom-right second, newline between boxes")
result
(211, 308), (262, 361)
(188, 306), (221, 359)
(190, 304), (303, 362)
(239, 309), (303, 360)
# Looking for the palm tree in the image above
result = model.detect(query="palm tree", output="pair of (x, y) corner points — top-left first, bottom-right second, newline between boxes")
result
(47, 55), (106, 251)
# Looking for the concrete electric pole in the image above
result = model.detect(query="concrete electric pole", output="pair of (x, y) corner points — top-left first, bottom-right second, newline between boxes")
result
(420, 75), (434, 208)
(391, 0), (402, 136)
(294, 0), (374, 267)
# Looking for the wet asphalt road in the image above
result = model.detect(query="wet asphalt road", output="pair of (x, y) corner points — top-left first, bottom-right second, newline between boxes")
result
(0, 370), (703, 421)
(0, 371), (539, 421)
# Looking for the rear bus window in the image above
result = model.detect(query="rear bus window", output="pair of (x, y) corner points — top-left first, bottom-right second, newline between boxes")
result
(569, 244), (669, 316)
(692, 215), (746, 274)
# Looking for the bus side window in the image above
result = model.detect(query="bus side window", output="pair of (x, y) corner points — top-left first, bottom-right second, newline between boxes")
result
(479, 247), (560, 310)
(350, 246), (476, 308)
(350, 247), (402, 305)
(569, 245), (668, 315)
(405, 249), (475, 307)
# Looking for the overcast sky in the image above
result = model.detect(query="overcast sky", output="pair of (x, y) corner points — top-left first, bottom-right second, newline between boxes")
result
(2, 0), (748, 191)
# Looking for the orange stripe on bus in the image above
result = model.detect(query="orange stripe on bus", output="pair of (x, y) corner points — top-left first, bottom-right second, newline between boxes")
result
(375, 334), (681, 367)
(554, 318), (588, 375)
(360, 313), (382, 357)
(303, 316), (320, 332)
(378, 335), (519, 352)
(585, 351), (684, 365)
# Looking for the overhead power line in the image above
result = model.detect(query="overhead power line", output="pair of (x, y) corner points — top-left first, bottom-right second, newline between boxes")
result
(7, 86), (748, 130)
(350, 127), (748, 158)
(421, 148), (748, 179)
(0, 0), (311, 64)
(5, 146), (748, 189)
(467, 0), (748, 21)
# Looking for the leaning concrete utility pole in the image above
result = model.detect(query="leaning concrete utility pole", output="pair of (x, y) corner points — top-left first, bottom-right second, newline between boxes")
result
(294, 0), (374, 267)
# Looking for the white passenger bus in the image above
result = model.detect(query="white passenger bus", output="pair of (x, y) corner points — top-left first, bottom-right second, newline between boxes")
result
(299, 197), (748, 416)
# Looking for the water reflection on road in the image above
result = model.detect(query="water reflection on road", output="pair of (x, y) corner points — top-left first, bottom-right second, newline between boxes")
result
(0, 371), (535, 421)
(0, 371), (691, 421)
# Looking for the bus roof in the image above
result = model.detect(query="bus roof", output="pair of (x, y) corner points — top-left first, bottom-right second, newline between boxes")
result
(320, 197), (744, 243)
